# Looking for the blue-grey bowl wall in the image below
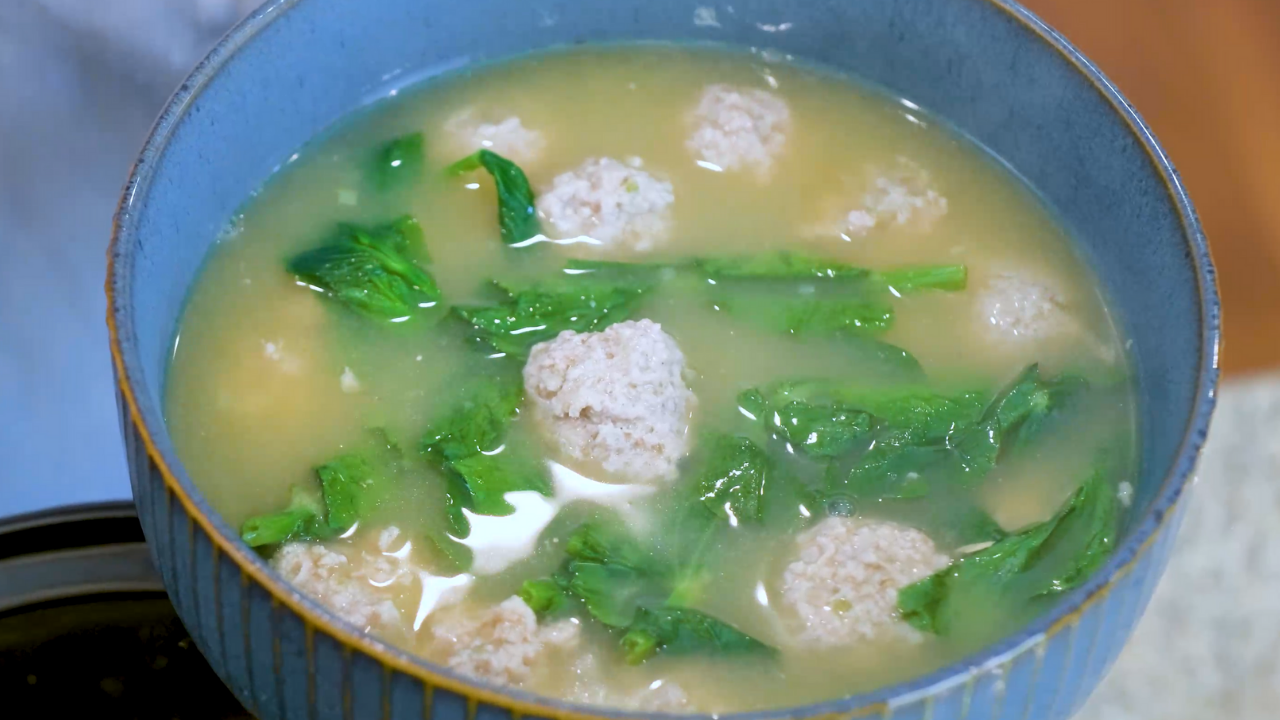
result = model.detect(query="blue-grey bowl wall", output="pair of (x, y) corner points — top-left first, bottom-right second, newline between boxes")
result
(109, 1), (1219, 719)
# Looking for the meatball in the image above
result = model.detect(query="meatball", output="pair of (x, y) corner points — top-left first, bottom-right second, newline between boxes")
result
(271, 526), (421, 636)
(523, 319), (695, 484)
(430, 596), (581, 686)
(780, 517), (949, 646)
(977, 271), (1072, 341)
(841, 157), (948, 237)
(443, 108), (546, 164)
(535, 157), (675, 253)
(686, 84), (791, 180)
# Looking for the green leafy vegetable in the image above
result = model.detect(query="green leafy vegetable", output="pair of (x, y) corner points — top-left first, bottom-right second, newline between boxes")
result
(747, 368), (1086, 512)
(737, 389), (769, 421)
(663, 508), (724, 609)
(316, 454), (375, 531)
(568, 561), (663, 628)
(421, 364), (524, 462)
(369, 132), (424, 191)
(697, 435), (771, 522)
(519, 578), (568, 618)
(715, 293), (894, 336)
(846, 337), (927, 379)
(564, 522), (661, 575)
(240, 486), (332, 547)
(241, 428), (404, 546)
(449, 150), (541, 245)
(985, 364), (1089, 448)
(898, 463), (1119, 635)
(874, 264), (968, 293)
(696, 251), (871, 280)
(287, 216), (439, 322)
(895, 574), (947, 635)
(562, 259), (673, 288)
(941, 505), (1011, 548)
(1038, 463), (1120, 594)
(772, 402), (873, 456)
(697, 255), (968, 348)
(767, 398), (872, 457)
(781, 298), (895, 335)
(695, 252), (965, 294)
(553, 523), (774, 664)
(840, 422), (999, 502)
(445, 450), (551, 517)
(561, 524), (666, 628)
(620, 607), (775, 665)
(314, 428), (404, 534)
(454, 279), (651, 357)
(746, 382), (983, 447)
(857, 363), (1088, 495)
(420, 362), (548, 541)
(843, 441), (945, 500)
(837, 372), (1076, 503)
(822, 386), (987, 441)
(439, 470), (475, 540)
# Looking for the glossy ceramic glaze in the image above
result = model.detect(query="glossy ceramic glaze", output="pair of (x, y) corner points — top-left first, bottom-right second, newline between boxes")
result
(107, 1), (1220, 718)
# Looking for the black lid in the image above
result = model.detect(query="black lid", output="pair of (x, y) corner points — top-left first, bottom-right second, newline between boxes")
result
(0, 502), (253, 719)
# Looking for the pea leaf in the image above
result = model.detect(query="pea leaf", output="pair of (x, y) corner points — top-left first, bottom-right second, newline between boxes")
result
(568, 562), (663, 629)
(241, 428), (403, 546)
(287, 216), (440, 322)
(835, 366), (1087, 504)
(844, 337), (927, 380)
(565, 522), (662, 575)
(518, 578), (569, 618)
(758, 382), (985, 443)
(941, 505), (1010, 548)
(445, 450), (551, 517)
(696, 252), (965, 295)
(240, 486), (333, 547)
(369, 132), (424, 191)
(562, 524), (668, 628)
(421, 364), (524, 462)
(1038, 463), (1120, 594)
(562, 258), (673, 288)
(717, 293), (894, 336)
(449, 150), (541, 245)
(898, 463), (1120, 635)
(986, 364), (1089, 448)
(696, 251), (871, 280)
(784, 298), (895, 335)
(454, 280), (650, 357)
(420, 361), (546, 541)
(697, 435), (771, 523)
(873, 264), (968, 293)
(844, 439), (945, 500)
(316, 454), (375, 531)
(553, 523), (776, 664)
(777, 400), (872, 457)
(620, 607), (775, 665)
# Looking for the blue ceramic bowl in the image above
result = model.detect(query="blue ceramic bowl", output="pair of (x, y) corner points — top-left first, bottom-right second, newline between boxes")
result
(108, 1), (1220, 718)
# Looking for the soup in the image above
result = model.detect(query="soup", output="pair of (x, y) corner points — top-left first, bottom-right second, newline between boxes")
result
(166, 45), (1134, 713)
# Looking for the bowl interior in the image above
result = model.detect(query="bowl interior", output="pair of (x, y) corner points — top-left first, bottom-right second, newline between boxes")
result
(110, 0), (1217, 705)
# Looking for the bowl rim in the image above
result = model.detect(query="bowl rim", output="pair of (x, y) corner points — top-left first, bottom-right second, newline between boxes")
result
(106, 0), (1221, 717)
